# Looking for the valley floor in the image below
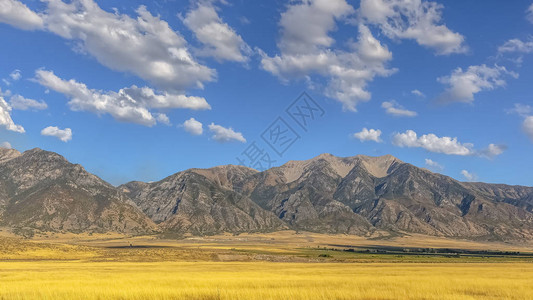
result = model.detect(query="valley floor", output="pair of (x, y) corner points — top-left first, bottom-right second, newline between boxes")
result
(1, 230), (532, 299)
(1, 261), (532, 300)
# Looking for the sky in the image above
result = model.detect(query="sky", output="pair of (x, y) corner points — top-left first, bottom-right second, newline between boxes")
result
(0, 0), (532, 186)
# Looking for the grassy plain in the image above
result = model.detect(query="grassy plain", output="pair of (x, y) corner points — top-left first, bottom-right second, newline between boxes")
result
(1, 230), (532, 299)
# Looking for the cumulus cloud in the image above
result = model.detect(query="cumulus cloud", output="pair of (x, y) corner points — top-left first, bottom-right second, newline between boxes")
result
(424, 158), (443, 172)
(381, 100), (417, 117)
(411, 89), (425, 97)
(0, 0), (43, 30)
(0, 141), (12, 149)
(182, 2), (251, 62)
(276, 0), (354, 54)
(497, 38), (533, 66)
(41, 126), (72, 142)
(461, 170), (478, 182)
(392, 130), (505, 158)
(208, 123), (246, 143)
(393, 130), (472, 155)
(437, 64), (518, 104)
(119, 85), (211, 110)
(9, 69), (21, 81)
(155, 113), (171, 126)
(182, 117), (203, 135)
(353, 128), (382, 142)
(1, 0), (215, 92)
(498, 38), (533, 54)
(358, 0), (467, 55)
(9, 94), (47, 110)
(478, 144), (507, 159)
(260, 0), (395, 111)
(35, 69), (209, 126)
(527, 3), (533, 23)
(0, 95), (24, 133)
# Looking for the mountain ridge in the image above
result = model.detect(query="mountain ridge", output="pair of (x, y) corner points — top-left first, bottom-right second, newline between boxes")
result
(0, 147), (157, 235)
(1, 147), (532, 241)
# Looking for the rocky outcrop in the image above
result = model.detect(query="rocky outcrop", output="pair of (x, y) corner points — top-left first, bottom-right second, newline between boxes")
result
(0, 148), (156, 234)
(1, 147), (532, 241)
(121, 165), (286, 235)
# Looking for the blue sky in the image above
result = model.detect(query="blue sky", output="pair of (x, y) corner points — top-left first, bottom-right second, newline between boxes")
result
(0, 0), (532, 186)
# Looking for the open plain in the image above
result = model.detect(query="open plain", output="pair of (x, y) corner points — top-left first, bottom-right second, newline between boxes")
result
(1, 230), (532, 300)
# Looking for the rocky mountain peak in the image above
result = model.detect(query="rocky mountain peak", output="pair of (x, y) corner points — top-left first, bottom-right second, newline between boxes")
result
(0, 148), (157, 234)
(356, 154), (403, 178)
(188, 164), (258, 190)
(276, 153), (404, 183)
(0, 147), (21, 163)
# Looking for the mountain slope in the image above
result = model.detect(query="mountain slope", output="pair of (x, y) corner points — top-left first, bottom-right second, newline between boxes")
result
(0, 148), (157, 234)
(122, 153), (533, 240)
(234, 154), (375, 235)
(121, 165), (286, 235)
(1, 147), (532, 241)
(234, 154), (533, 240)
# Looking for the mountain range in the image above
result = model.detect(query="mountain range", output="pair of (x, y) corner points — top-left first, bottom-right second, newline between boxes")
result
(1, 147), (532, 241)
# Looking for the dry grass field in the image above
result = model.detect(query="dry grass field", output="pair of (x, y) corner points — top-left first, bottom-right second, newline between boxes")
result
(1, 261), (532, 300)
(1, 230), (532, 299)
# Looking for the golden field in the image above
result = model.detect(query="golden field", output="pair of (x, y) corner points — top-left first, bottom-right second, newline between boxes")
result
(1, 230), (533, 299)
(1, 261), (532, 300)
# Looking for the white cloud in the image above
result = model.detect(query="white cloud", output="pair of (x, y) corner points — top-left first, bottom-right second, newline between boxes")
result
(424, 158), (443, 172)
(411, 89), (425, 97)
(506, 103), (532, 117)
(381, 100), (417, 117)
(506, 103), (533, 142)
(0, 141), (11, 149)
(208, 123), (246, 143)
(119, 85), (211, 110)
(393, 130), (472, 155)
(182, 2), (251, 62)
(260, 0), (395, 111)
(478, 144), (507, 159)
(9, 94), (47, 110)
(498, 38), (533, 54)
(392, 130), (505, 158)
(527, 3), (533, 23)
(155, 113), (171, 126)
(41, 126), (72, 142)
(461, 170), (478, 182)
(1, 70), (21, 86)
(437, 64), (518, 104)
(1, 0), (215, 92)
(324, 25), (396, 111)
(0, 96), (24, 133)
(523, 116), (533, 141)
(276, 0), (354, 54)
(353, 128), (382, 142)
(182, 117), (203, 135)
(0, 0), (43, 30)
(35, 69), (209, 126)
(358, 0), (467, 55)
(0, 88), (10, 97)
(9, 69), (21, 81)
